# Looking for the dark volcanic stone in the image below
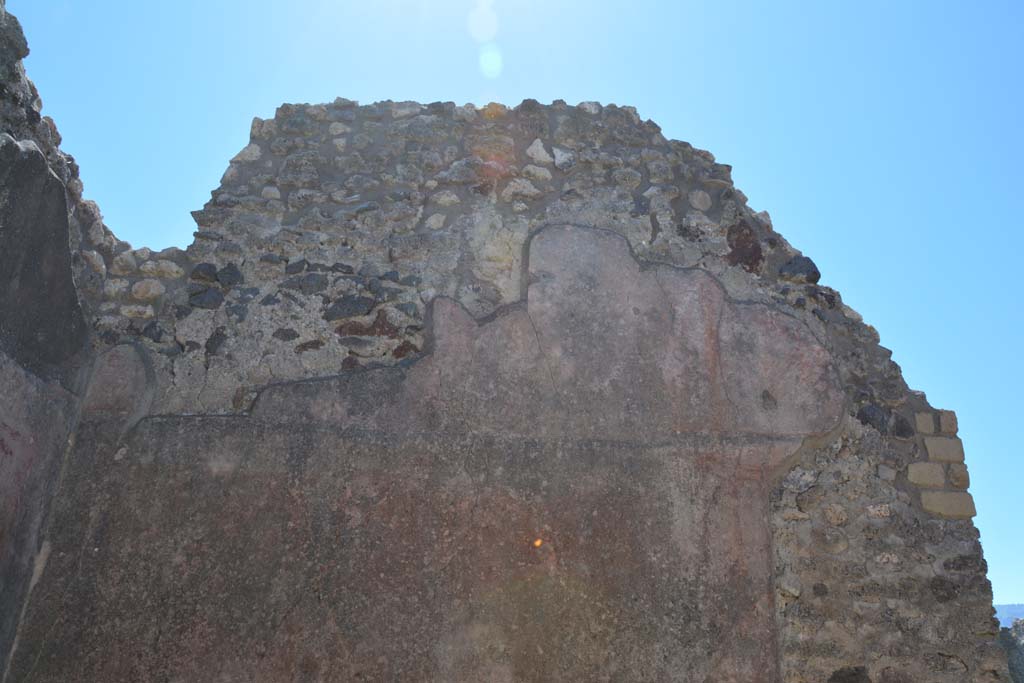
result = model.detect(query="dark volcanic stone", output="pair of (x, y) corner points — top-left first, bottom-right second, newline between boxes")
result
(294, 339), (325, 353)
(779, 255), (821, 284)
(281, 272), (328, 295)
(189, 287), (225, 309)
(285, 258), (308, 274)
(272, 328), (300, 342)
(890, 413), (914, 439)
(205, 328), (228, 356)
(331, 262), (355, 274)
(828, 667), (871, 683)
(324, 295), (376, 321)
(216, 263), (244, 287)
(929, 576), (960, 603)
(856, 403), (891, 434)
(0, 135), (87, 379)
(726, 219), (763, 273)
(190, 262), (218, 282)
(141, 321), (163, 343)
(395, 302), (419, 318)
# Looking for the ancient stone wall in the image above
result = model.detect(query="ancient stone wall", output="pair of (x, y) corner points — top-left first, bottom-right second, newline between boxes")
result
(0, 2), (1011, 680)
(0, 3), (90, 670)
(1001, 620), (1024, 682)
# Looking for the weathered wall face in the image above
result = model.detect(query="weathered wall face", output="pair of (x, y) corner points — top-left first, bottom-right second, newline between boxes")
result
(0, 2), (1011, 680)
(1001, 620), (1024, 682)
(0, 4), (90, 667)
(7, 225), (846, 682)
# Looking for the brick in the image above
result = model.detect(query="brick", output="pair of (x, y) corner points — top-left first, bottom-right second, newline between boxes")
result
(948, 463), (970, 489)
(907, 461), (945, 488)
(925, 436), (964, 463)
(914, 412), (935, 434)
(920, 491), (976, 519)
(938, 409), (958, 434)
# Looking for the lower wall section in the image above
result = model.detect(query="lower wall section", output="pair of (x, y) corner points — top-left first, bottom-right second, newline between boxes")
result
(10, 416), (797, 682)
(0, 352), (78, 676)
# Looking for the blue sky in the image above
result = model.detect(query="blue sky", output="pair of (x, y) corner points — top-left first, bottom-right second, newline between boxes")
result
(12, 0), (1023, 603)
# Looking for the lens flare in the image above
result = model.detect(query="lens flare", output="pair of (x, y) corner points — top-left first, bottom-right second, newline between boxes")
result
(533, 538), (543, 548)
(479, 43), (503, 79)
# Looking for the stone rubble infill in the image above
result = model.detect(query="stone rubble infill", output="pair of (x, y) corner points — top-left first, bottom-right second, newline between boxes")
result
(68, 95), (883, 417)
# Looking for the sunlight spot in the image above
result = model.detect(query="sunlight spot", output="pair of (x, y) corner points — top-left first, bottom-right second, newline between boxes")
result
(533, 538), (543, 548)
(479, 43), (503, 79)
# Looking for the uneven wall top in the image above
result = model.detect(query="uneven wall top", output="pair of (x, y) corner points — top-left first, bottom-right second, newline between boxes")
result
(82, 95), (866, 417)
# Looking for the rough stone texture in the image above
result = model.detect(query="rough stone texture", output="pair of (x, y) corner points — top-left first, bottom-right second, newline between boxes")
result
(0, 353), (78, 675)
(1002, 620), (1024, 683)
(0, 5), (90, 671)
(0, 1), (1011, 679)
(927, 435), (966, 463)
(0, 134), (87, 380)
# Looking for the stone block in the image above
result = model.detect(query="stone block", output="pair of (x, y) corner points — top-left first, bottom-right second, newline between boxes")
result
(948, 463), (970, 489)
(914, 411), (935, 434)
(907, 461), (945, 488)
(925, 436), (964, 463)
(920, 490), (976, 519)
(938, 409), (958, 434)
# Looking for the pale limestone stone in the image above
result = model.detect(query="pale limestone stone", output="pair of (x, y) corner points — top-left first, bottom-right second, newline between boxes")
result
(261, 186), (282, 200)
(481, 102), (507, 119)
(877, 464), (897, 481)
(81, 250), (106, 277)
(87, 220), (116, 251)
(131, 279), (166, 301)
(914, 412), (935, 434)
(866, 503), (892, 519)
(332, 137), (347, 152)
(921, 490), (976, 519)
(553, 147), (575, 170)
(231, 143), (262, 163)
(579, 101), (601, 114)
(139, 259), (184, 279)
(220, 165), (239, 184)
(525, 138), (553, 165)
(907, 461), (945, 488)
(948, 463), (970, 489)
(467, 209), (527, 303)
(688, 189), (713, 212)
(425, 213), (446, 230)
(925, 436), (965, 463)
(938, 409), (958, 434)
(823, 503), (848, 526)
(133, 247), (152, 261)
(500, 178), (541, 202)
(391, 101), (423, 118)
(522, 164), (552, 182)
(328, 122), (351, 135)
(120, 304), (155, 319)
(611, 168), (643, 188)
(110, 251), (137, 275)
(432, 190), (461, 206)
(103, 278), (129, 298)
(453, 103), (477, 122)
(778, 574), (802, 599)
